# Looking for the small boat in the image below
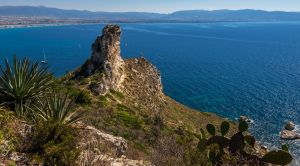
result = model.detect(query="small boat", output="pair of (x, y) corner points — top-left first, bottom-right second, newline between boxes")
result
(41, 50), (47, 64)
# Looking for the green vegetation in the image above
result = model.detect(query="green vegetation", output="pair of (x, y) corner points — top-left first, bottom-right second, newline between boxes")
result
(116, 109), (143, 129)
(0, 107), (18, 155)
(197, 121), (293, 165)
(0, 56), (53, 116)
(31, 93), (84, 125)
(0, 56), (294, 165)
(31, 121), (79, 165)
(74, 90), (91, 105)
(98, 95), (110, 107)
(0, 57), (82, 165)
(110, 89), (125, 99)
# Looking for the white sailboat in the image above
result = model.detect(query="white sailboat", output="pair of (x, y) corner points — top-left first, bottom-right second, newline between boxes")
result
(41, 50), (47, 64)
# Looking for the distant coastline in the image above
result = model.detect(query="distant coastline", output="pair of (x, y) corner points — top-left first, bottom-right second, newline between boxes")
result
(0, 22), (100, 29)
(2, 20), (300, 30)
(2, 6), (300, 26)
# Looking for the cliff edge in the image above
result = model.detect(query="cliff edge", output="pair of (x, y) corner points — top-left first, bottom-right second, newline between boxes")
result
(75, 25), (164, 111)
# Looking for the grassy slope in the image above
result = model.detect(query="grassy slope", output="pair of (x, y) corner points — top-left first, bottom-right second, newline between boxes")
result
(56, 72), (237, 164)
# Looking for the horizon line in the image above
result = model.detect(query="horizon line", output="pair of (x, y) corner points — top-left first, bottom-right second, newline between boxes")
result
(1, 5), (300, 14)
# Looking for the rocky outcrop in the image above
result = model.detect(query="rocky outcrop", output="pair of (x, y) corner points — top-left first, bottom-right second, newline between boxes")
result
(75, 25), (125, 94)
(122, 57), (164, 111)
(280, 130), (300, 140)
(76, 124), (152, 166)
(84, 125), (127, 154)
(75, 24), (164, 105)
(280, 121), (300, 140)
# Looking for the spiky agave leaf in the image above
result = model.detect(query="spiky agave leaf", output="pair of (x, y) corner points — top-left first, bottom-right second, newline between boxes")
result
(0, 56), (53, 112)
(31, 93), (85, 125)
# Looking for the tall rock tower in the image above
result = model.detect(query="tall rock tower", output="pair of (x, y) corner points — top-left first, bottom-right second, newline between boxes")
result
(75, 25), (125, 94)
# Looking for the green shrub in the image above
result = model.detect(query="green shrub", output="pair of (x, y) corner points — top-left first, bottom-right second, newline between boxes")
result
(115, 106), (144, 129)
(98, 95), (110, 107)
(116, 104), (132, 112)
(0, 56), (53, 116)
(7, 161), (16, 166)
(109, 89), (125, 99)
(0, 107), (18, 154)
(31, 121), (80, 165)
(65, 80), (76, 86)
(31, 93), (84, 125)
(73, 91), (91, 105)
(116, 110), (143, 129)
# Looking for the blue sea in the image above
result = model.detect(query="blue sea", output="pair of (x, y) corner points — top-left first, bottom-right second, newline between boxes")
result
(1, 22), (300, 162)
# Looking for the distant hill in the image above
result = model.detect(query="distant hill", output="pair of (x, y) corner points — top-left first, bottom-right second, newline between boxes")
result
(1, 6), (300, 22)
(0, 6), (165, 21)
(167, 9), (300, 21)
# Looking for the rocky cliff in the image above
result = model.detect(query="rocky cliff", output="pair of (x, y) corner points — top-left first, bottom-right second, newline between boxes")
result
(75, 25), (125, 95)
(75, 25), (164, 110)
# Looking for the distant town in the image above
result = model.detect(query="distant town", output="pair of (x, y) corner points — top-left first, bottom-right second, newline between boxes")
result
(0, 16), (101, 28)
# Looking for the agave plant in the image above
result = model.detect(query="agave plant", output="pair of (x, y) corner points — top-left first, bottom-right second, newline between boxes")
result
(0, 56), (53, 115)
(31, 93), (84, 125)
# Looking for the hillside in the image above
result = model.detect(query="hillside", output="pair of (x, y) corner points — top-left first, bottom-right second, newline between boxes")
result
(0, 25), (293, 166)
(2, 6), (300, 22)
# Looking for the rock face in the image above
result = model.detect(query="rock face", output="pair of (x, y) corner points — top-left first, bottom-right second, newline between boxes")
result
(75, 25), (125, 94)
(76, 124), (152, 166)
(75, 24), (163, 102)
(122, 57), (164, 111)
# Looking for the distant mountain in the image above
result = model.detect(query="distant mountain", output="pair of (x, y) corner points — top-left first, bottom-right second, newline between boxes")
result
(0, 6), (165, 21)
(1, 6), (300, 22)
(167, 9), (300, 21)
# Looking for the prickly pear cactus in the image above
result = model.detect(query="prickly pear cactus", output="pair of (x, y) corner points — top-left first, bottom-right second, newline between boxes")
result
(206, 124), (216, 136)
(207, 135), (230, 149)
(262, 150), (293, 165)
(229, 132), (245, 153)
(197, 128), (207, 151)
(197, 121), (293, 165)
(220, 121), (230, 136)
(238, 121), (248, 132)
(197, 138), (207, 152)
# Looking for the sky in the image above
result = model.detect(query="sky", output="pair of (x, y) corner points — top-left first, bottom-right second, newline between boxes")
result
(1, 0), (300, 13)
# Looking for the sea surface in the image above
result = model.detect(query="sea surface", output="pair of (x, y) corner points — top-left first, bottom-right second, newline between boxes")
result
(1, 22), (300, 162)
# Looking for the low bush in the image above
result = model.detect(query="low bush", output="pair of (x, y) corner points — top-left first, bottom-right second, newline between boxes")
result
(31, 121), (80, 165)
(98, 95), (110, 107)
(109, 89), (125, 99)
(116, 110), (143, 129)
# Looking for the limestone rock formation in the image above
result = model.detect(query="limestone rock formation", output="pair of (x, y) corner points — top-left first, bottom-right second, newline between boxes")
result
(75, 25), (125, 94)
(75, 24), (164, 104)
(121, 57), (164, 111)
(76, 124), (152, 166)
